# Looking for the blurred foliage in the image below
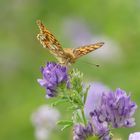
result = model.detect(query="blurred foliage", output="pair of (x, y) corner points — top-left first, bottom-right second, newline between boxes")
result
(0, 0), (140, 140)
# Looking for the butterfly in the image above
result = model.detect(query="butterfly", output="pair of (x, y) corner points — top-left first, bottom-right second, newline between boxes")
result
(36, 20), (104, 65)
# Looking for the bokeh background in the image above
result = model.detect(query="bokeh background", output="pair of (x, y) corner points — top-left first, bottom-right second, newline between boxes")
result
(0, 0), (140, 139)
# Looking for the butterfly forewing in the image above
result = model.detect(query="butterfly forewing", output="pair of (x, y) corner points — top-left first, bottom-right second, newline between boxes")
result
(36, 20), (66, 58)
(73, 42), (104, 59)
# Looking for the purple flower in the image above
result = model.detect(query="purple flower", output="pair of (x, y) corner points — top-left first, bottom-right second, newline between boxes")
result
(84, 82), (109, 118)
(31, 105), (60, 140)
(73, 122), (110, 140)
(100, 88), (137, 128)
(129, 132), (140, 140)
(90, 112), (110, 140)
(84, 83), (111, 139)
(37, 62), (69, 98)
(85, 86), (137, 139)
(73, 123), (93, 140)
(90, 88), (137, 128)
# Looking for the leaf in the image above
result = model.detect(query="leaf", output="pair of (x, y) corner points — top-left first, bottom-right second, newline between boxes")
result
(68, 105), (80, 110)
(57, 120), (73, 126)
(83, 85), (90, 103)
(51, 98), (68, 106)
(57, 120), (73, 131)
(60, 124), (73, 131)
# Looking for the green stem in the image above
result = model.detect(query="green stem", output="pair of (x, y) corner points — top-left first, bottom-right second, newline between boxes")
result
(81, 108), (87, 125)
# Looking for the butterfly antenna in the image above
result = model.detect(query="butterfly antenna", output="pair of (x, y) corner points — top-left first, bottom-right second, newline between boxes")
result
(80, 60), (100, 68)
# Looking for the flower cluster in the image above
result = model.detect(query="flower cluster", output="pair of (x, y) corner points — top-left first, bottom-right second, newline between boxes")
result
(129, 132), (140, 140)
(83, 85), (138, 139)
(37, 63), (138, 140)
(37, 62), (69, 98)
(73, 123), (93, 140)
(96, 88), (137, 128)
(31, 105), (60, 140)
(90, 114), (110, 140)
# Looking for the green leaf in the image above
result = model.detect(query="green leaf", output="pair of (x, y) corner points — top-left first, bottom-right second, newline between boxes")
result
(51, 98), (68, 106)
(83, 85), (90, 103)
(60, 124), (72, 131)
(68, 105), (80, 110)
(57, 120), (73, 126)
(57, 120), (73, 131)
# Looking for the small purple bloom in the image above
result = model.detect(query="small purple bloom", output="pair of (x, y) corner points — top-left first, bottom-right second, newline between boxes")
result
(90, 112), (110, 140)
(84, 82), (109, 118)
(85, 86), (137, 139)
(84, 83), (111, 139)
(37, 62), (69, 98)
(73, 123), (93, 140)
(73, 122), (110, 140)
(129, 132), (140, 140)
(90, 88), (137, 129)
(31, 105), (60, 140)
(100, 88), (137, 128)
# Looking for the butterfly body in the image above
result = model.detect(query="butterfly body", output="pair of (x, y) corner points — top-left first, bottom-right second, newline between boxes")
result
(36, 20), (104, 65)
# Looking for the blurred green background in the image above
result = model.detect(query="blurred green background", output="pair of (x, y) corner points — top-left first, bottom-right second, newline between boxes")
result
(0, 0), (140, 139)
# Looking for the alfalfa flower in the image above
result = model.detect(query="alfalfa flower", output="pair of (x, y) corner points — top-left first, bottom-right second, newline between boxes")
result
(73, 121), (110, 140)
(90, 112), (110, 140)
(129, 132), (140, 140)
(73, 123), (93, 140)
(31, 105), (60, 140)
(88, 88), (137, 130)
(98, 88), (137, 128)
(37, 62), (69, 98)
(84, 83), (111, 139)
(84, 85), (137, 139)
(84, 82), (109, 118)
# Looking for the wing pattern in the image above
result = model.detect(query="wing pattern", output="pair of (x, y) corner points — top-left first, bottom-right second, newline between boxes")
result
(36, 20), (65, 57)
(73, 42), (104, 58)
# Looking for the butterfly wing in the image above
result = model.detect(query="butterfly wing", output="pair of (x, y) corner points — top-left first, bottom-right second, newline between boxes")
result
(73, 42), (104, 59)
(36, 20), (65, 58)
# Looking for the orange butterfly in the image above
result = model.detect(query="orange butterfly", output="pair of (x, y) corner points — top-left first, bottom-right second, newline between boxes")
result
(36, 20), (104, 65)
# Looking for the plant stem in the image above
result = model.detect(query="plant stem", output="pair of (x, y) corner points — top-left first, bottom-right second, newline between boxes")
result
(81, 108), (87, 125)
